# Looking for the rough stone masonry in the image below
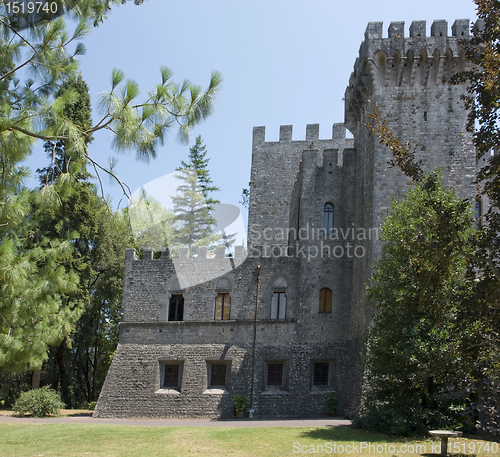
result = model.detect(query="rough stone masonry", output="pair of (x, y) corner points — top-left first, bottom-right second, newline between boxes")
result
(94, 19), (481, 419)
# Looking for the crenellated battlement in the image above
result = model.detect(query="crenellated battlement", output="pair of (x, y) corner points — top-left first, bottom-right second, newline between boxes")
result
(125, 246), (245, 262)
(345, 19), (475, 130)
(364, 19), (470, 40)
(252, 123), (354, 149)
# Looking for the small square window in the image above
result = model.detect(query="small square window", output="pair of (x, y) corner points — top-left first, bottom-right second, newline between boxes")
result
(159, 361), (183, 391)
(313, 362), (329, 386)
(208, 362), (230, 388)
(267, 363), (283, 386)
(163, 364), (180, 388)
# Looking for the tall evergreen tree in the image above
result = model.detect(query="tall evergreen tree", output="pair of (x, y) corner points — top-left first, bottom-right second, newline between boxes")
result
(31, 76), (129, 406)
(172, 136), (235, 255)
(177, 135), (220, 208)
(171, 167), (217, 253)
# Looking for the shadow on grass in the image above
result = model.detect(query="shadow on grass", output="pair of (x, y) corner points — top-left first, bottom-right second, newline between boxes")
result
(299, 425), (427, 444)
(64, 412), (92, 417)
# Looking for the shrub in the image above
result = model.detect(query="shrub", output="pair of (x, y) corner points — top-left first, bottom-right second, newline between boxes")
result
(83, 401), (96, 411)
(327, 391), (340, 414)
(13, 386), (65, 417)
(232, 394), (250, 413)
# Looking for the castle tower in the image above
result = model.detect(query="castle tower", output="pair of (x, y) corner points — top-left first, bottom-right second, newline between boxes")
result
(344, 20), (476, 343)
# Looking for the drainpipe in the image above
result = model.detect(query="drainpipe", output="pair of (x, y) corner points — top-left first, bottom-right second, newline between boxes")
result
(249, 264), (261, 413)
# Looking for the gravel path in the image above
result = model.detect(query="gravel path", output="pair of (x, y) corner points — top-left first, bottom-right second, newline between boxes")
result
(0, 413), (351, 428)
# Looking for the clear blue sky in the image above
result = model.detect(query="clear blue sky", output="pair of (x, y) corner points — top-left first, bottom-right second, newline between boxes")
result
(24, 0), (478, 225)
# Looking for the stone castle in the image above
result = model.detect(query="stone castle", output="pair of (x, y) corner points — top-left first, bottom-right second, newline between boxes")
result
(94, 19), (480, 418)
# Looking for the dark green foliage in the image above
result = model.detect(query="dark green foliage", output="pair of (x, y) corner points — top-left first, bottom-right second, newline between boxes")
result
(358, 174), (479, 435)
(13, 386), (65, 417)
(33, 169), (128, 407)
(327, 392), (340, 414)
(232, 394), (250, 413)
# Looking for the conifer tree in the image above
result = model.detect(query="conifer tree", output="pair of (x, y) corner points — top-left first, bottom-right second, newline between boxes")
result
(31, 76), (129, 405)
(177, 135), (220, 208)
(0, 1), (221, 385)
(171, 168), (216, 253)
(172, 137), (234, 255)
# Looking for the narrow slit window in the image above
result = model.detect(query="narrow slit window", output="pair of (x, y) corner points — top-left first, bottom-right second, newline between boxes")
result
(475, 198), (482, 228)
(323, 203), (334, 234)
(319, 288), (332, 313)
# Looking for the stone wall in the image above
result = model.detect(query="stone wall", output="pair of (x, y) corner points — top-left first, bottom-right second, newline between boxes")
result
(95, 19), (477, 419)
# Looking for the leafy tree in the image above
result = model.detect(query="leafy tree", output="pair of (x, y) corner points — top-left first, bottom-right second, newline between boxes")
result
(29, 76), (129, 406)
(365, 2), (500, 432)
(125, 189), (174, 252)
(358, 173), (479, 435)
(0, 0), (221, 377)
(0, 1), (222, 193)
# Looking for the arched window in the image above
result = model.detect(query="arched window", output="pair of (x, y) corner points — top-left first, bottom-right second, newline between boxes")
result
(319, 288), (332, 313)
(271, 276), (287, 319)
(323, 203), (334, 234)
(215, 277), (231, 320)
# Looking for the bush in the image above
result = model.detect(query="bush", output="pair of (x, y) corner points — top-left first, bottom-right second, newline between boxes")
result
(83, 401), (96, 411)
(232, 394), (250, 413)
(13, 386), (65, 417)
(327, 391), (340, 414)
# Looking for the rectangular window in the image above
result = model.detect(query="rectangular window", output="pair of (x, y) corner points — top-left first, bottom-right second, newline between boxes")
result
(319, 288), (332, 313)
(168, 294), (184, 321)
(313, 362), (329, 386)
(210, 363), (227, 387)
(214, 293), (231, 320)
(159, 361), (183, 391)
(267, 363), (284, 386)
(163, 364), (180, 388)
(271, 292), (286, 319)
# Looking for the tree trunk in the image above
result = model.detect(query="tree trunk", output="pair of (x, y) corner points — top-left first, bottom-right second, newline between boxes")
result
(31, 369), (41, 389)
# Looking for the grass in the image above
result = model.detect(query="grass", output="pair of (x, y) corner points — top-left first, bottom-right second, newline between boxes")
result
(0, 421), (498, 457)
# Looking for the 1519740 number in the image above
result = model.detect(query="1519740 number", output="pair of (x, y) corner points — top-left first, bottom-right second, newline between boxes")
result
(4, 1), (58, 14)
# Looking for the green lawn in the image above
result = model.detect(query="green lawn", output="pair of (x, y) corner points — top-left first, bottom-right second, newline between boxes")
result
(0, 422), (498, 457)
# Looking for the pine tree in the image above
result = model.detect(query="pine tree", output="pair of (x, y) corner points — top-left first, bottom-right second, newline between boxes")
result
(177, 135), (220, 208)
(171, 167), (218, 253)
(172, 136), (235, 255)
(31, 76), (129, 406)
